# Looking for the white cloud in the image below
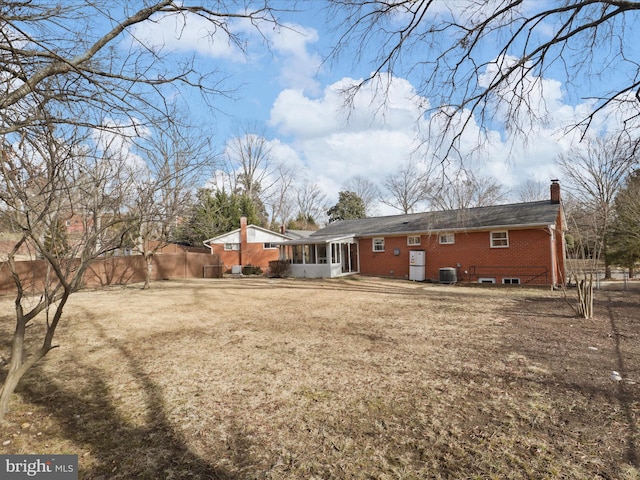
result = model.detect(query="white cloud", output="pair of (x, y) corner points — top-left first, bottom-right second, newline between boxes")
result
(269, 75), (429, 209)
(124, 6), (639, 214)
(270, 75), (426, 139)
(268, 23), (322, 94)
(127, 10), (244, 60)
(127, 11), (322, 95)
(268, 63), (617, 211)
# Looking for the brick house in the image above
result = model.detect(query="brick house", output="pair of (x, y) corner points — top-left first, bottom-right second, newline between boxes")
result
(203, 217), (293, 273)
(278, 180), (566, 286)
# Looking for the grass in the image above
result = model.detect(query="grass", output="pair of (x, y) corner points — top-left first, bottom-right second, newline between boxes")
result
(0, 276), (639, 479)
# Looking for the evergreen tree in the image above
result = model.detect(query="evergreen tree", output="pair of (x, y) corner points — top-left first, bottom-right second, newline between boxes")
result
(327, 191), (367, 223)
(287, 213), (318, 231)
(608, 170), (640, 275)
(176, 189), (261, 245)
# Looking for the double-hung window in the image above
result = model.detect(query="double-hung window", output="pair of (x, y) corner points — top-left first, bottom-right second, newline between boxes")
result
(372, 238), (385, 252)
(490, 231), (509, 248)
(439, 233), (455, 244)
(407, 235), (421, 246)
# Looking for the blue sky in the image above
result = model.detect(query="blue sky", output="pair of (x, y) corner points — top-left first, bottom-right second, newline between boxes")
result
(123, 1), (638, 215)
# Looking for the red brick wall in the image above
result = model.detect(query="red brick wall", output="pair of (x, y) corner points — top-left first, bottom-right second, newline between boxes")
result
(359, 226), (562, 285)
(211, 244), (280, 273)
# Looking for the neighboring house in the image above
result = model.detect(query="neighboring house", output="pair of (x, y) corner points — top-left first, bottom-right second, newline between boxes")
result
(277, 180), (566, 286)
(203, 217), (292, 273)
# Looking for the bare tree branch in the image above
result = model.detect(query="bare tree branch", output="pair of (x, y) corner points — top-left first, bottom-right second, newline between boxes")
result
(327, 1), (640, 155)
(0, 0), (283, 420)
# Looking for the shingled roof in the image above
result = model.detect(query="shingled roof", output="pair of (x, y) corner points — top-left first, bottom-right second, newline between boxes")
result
(309, 200), (562, 240)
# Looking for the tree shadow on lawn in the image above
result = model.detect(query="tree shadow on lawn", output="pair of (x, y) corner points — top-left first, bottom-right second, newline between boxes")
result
(605, 294), (639, 469)
(503, 291), (639, 472)
(14, 322), (251, 480)
(184, 276), (507, 302)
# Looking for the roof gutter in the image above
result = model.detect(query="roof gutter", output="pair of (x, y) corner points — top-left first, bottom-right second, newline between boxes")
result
(357, 222), (556, 238)
(270, 235), (356, 246)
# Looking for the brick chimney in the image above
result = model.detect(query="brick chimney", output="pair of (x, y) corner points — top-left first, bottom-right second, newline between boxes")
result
(239, 216), (248, 266)
(550, 179), (561, 204)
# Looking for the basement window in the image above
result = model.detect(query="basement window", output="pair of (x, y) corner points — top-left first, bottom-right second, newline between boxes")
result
(503, 278), (520, 285)
(478, 278), (496, 284)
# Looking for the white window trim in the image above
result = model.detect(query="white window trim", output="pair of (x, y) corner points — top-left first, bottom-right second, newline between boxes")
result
(502, 278), (520, 285)
(407, 235), (421, 246)
(478, 278), (496, 284)
(439, 233), (455, 245)
(372, 237), (385, 252)
(224, 243), (240, 251)
(263, 243), (278, 249)
(490, 231), (509, 248)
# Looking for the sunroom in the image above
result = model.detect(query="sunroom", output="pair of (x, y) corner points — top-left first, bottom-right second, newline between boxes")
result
(277, 235), (359, 278)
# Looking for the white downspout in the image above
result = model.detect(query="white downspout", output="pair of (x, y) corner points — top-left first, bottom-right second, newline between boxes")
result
(549, 224), (556, 287)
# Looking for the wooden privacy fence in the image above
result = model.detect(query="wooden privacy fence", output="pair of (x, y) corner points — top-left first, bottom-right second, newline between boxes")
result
(0, 252), (223, 296)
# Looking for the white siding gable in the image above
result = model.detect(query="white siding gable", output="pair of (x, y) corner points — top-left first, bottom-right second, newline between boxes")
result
(210, 231), (240, 244)
(206, 225), (290, 245)
(248, 227), (286, 243)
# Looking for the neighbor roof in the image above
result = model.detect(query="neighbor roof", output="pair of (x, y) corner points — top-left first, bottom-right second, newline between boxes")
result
(310, 200), (561, 239)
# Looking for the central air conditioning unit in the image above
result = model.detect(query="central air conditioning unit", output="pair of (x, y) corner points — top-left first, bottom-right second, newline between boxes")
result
(439, 267), (457, 284)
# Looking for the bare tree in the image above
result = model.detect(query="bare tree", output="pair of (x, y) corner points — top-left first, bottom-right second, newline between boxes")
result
(515, 179), (548, 202)
(293, 179), (329, 228)
(224, 125), (274, 203)
(263, 162), (298, 231)
(0, 0), (281, 420)
(127, 115), (213, 289)
(558, 135), (638, 280)
(222, 124), (300, 228)
(380, 161), (431, 214)
(0, 126), (137, 418)
(562, 199), (600, 319)
(327, 1), (640, 153)
(428, 168), (506, 210)
(342, 175), (381, 215)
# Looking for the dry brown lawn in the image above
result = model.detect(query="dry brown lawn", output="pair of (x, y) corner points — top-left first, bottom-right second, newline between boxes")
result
(1, 276), (639, 479)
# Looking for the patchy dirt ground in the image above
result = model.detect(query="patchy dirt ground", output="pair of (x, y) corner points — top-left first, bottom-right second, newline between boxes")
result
(1, 276), (639, 479)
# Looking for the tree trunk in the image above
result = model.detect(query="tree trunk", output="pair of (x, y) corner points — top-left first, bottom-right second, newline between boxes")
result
(576, 277), (594, 319)
(144, 252), (152, 289)
(0, 331), (51, 421)
(0, 289), (68, 421)
(0, 354), (44, 421)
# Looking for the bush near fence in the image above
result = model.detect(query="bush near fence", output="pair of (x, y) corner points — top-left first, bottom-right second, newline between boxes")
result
(0, 252), (223, 296)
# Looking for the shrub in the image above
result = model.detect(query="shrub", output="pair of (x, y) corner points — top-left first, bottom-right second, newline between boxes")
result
(242, 264), (263, 276)
(268, 260), (290, 278)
